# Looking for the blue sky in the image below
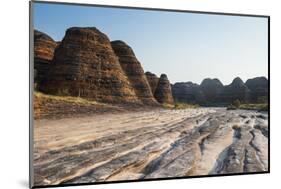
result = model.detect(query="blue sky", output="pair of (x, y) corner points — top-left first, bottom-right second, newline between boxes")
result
(33, 2), (268, 84)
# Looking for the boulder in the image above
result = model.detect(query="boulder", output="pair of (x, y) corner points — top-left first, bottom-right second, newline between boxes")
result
(40, 27), (140, 104)
(154, 74), (174, 104)
(111, 41), (158, 105)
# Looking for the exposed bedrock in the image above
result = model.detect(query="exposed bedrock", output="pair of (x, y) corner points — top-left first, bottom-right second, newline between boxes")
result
(172, 82), (205, 104)
(39, 27), (140, 104)
(33, 109), (268, 186)
(245, 77), (268, 103)
(217, 77), (251, 103)
(145, 71), (159, 94)
(34, 30), (57, 89)
(172, 76), (267, 105)
(111, 41), (158, 105)
(200, 78), (223, 103)
(154, 74), (174, 104)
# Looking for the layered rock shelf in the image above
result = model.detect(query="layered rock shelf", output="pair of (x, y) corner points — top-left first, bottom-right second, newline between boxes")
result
(33, 108), (268, 185)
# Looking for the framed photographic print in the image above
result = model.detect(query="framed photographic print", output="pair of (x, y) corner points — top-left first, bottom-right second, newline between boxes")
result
(29, 0), (270, 188)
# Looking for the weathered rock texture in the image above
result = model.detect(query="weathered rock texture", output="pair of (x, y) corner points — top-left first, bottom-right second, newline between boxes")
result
(33, 108), (268, 186)
(40, 27), (140, 104)
(145, 72), (159, 94)
(245, 77), (268, 103)
(154, 74), (174, 104)
(34, 30), (57, 89)
(111, 41), (158, 105)
(172, 82), (205, 103)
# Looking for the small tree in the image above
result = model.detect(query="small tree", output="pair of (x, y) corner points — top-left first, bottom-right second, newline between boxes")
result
(232, 99), (241, 108)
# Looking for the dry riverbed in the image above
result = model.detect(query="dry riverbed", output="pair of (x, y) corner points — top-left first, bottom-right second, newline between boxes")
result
(33, 108), (268, 186)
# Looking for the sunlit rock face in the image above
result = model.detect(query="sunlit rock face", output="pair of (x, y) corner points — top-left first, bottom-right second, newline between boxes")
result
(40, 27), (140, 104)
(34, 30), (57, 89)
(111, 40), (158, 105)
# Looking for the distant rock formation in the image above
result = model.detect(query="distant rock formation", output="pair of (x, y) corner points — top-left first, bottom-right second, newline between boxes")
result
(172, 82), (205, 104)
(172, 76), (267, 105)
(40, 27), (140, 104)
(218, 77), (250, 103)
(245, 77), (268, 103)
(145, 72), (159, 94)
(34, 30), (57, 89)
(154, 74), (174, 104)
(200, 78), (223, 103)
(111, 41), (158, 105)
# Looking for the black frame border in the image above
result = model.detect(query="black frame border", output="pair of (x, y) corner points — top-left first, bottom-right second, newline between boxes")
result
(29, 0), (270, 188)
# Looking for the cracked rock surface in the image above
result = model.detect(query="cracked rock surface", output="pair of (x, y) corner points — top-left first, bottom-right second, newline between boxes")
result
(33, 108), (268, 186)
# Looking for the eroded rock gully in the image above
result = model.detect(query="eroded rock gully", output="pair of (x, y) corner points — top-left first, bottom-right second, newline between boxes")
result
(33, 108), (268, 185)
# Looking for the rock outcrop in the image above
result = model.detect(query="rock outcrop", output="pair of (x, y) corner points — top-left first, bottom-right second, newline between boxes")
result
(40, 27), (140, 104)
(33, 108), (268, 185)
(145, 72), (159, 94)
(218, 77), (250, 103)
(34, 30), (57, 89)
(172, 77), (267, 105)
(245, 77), (268, 103)
(34, 28), (267, 107)
(172, 82), (205, 104)
(200, 78), (224, 104)
(154, 74), (174, 104)
(111, 41), (158, 105)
